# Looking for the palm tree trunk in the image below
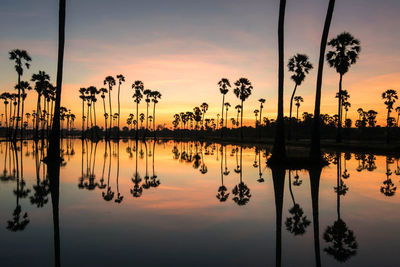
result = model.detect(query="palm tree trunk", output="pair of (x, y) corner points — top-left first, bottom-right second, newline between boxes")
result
(135, 102), (139, 139)
(35, 95), (41, 139)
(20, 94), (25, 139)
(288, 84), (298, 140)
(240, 100), (244, 140)
(225, 108), (228, 128)
(108, 90), (112, 135)
(81, 99), (85, 136)
(14, 73), (21, 141)
(336, 74), (343, 142)
(146, 102), (149, 131)
(271, 0), (287, 163)
(4, 103), (8, 131)
(118, 83), (121, 134)
(93, 102), (97, 127)
(102, 97), (107, 133)
(310, 0), (336, 162)
(153, 102), (156, 134)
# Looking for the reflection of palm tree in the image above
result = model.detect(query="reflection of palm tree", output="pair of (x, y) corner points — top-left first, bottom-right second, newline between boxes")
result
(217, 146), (229, 202)
(115, 141), (123, 203)
(324, 154), (358, 262)
(285, 171), (311, 235)
(30, 142), (49, 207)
(200, 146), (208, 174)
(232, 146), (251, 206)
(150, 140), (160, 188)
(102, 142), (114, 201)
(381, 157), (396, 197)
(131, 140), (143, 197)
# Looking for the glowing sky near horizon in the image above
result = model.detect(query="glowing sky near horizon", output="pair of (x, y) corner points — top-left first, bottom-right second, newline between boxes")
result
(1, 0), (400, 128)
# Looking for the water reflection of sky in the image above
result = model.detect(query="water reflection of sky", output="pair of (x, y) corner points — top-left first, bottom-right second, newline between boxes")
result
(0, 140), (399, 266)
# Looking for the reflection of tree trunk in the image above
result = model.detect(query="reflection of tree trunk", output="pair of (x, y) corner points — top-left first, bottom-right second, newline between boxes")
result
(337, 153), (341, 220)
(288, 171), (295, 205)
(309, 167), (322, 267)
(116, 141), (120, 195)
(271, 167), (285, 267)
(239, 146), (243, 183)
(288, 84), (298, 140)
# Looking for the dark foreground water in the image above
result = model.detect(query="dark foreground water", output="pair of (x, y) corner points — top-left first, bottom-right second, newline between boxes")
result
(0, 139), (399, 267)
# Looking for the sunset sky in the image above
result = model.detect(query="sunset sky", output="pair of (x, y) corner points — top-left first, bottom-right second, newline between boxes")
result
(1, 0), (400, 128)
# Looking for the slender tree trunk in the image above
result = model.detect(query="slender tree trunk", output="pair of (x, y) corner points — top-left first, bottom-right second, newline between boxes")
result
(240, 100), (244, 140)
(310, 0), (336, 162)
(81, 99), (85, 137)
(14, 72), (21, 141)
(288, 84), (298, 140)
(108, 90), (112, 136)
(102, 97), (107, 133)
(153, 102), (156, 135)
(135, 102), (139, 139)
(146, 102), (149, 131)
(118, 83), (121, 135)
(5, 103), (8, 131)
(20, 94), (25, 139)
(225, 107), (228, 128)
(336, 74), (343, 142)
(93, 102), (97, 127)
(271, 0), (287, 163)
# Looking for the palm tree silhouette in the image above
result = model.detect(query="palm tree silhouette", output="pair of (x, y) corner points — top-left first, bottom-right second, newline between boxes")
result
(144, 89), (152, 132)
(9, 49), (32, 141)
(31, 71), (51, 139)
(288, 54), (313, 140)
(234, 105), (241, 128)
(270, 0), (287, 164)
(99, 87), (108, 131)
(218, 78), (231, 132)
(224, 102), (231, 128)
(310, 0), (336, 162)
(395, 106), (400, 127)
(327, 32), (361, 142)
(382, 89), (398, 143)
(151, 91), (161, 133)
(116, 74), (125, 135)
(254, 109), (259, 128)
(79, 88), (86, 135)
(104, 76), (116, 137)
(132, 80), (144, 139)
(258, 98), (265, 127)
(200, 102), (208, 129)
(0, 93), (10, 132)
(294, 96), (303, 122)
(15, 81), (32, 139)
(233, 78), (253, 140)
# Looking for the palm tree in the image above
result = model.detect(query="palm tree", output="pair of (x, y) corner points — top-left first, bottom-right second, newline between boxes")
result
(224, 102), (231, 128)
(200, 102), (208, 129)
(49, 0), (66, 163)
(218, 78), (231, 129)
(132, 80), (144, 139)
(79, 88), (86, 135)
(9, 49), (32, 141)
(233, 78), (253, 140)
(151, 91), (161, 133)
(144, 89), (152, 131)
(87, 86), (98, 129)
(99, 87), (108, 131)
(235, 105), (241, 128)
(31, 71), (51, 139)
(294, 96), (304, 121)
(116, 74), (125, 134)
(14, 81), (32, 138)
(104, 76), (116, 136)
(258, 98), (265, 126)
(270, 0), (287, 163)
(382, 89), (398, 143)
(288, 54), (313, 140)
(254, 109), (259, 127)
(310, 0), (336, 162)
(1, 93), (10, 133)
(327, 32), (361, 142)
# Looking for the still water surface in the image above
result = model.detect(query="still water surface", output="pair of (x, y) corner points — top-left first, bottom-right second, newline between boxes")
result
(0, 139), (399, 266)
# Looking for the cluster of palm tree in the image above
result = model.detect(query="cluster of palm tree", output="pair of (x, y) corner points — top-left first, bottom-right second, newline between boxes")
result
(77, 77), (162, 139)
(2, 50), (76, 141)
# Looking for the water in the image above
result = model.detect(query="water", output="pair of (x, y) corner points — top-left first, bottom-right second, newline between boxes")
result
(0, 139), (399, 267)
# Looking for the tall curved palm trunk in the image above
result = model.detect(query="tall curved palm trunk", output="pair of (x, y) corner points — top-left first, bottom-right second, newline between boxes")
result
(49, 0), (65, 161)
(310, 0), (336, 161)
(117, 83), (121, 134)
(108, 90), (112, 136)
(14, 75), (21, 141)
(271, 0), (287, 163)
(152, 102), (156, 133)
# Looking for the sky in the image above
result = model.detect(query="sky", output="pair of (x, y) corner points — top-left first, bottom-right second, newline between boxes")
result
(1, 0), (400, 128)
